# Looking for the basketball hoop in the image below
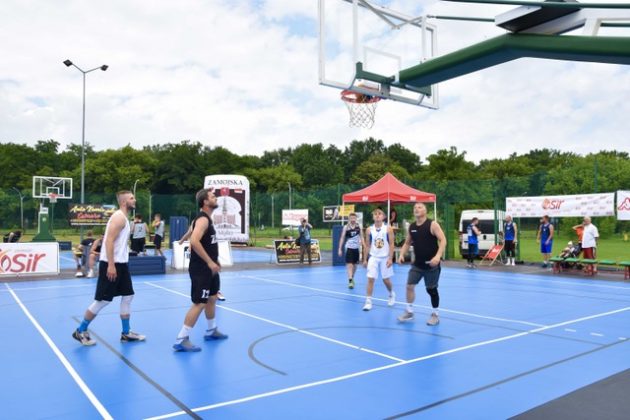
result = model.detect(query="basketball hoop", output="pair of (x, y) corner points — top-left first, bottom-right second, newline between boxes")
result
(48, 193), (58, 204)
(341, 89), (381, 129)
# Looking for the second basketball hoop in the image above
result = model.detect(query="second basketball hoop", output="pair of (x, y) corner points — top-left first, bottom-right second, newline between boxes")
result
(340, 89), (381, 129)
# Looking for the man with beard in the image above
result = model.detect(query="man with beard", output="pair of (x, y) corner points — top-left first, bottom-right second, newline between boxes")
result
(72, 191), (146, 345)
(173, 188), (228, 352)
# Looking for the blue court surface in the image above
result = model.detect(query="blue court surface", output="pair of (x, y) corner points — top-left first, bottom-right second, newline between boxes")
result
(2, 256), (629, 419)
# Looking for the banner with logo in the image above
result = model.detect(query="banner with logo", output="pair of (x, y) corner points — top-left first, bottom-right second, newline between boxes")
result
(204, 175), (250, 243)
(617, 190), (630, 220)
(323, 204), (355, 222)
(0, 242), (59, 276)
(506, 193), (615, 218)
(282, 209), (309, 227)
(274, 239), (321, 264)
(68, 204), (116, 226)
(172, 240), (233, 269)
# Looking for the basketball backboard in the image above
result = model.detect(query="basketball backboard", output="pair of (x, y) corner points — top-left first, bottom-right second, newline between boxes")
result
(319, 0), (439, 109)
(32, 176), (73, 200)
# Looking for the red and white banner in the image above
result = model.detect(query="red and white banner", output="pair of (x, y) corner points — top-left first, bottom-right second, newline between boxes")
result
(282, 209), (309, 227)
(617, 190), (630, 220)
(506, 193), (615, 218)
(203, 175), (250, 243)
(0, 242), (59, 277)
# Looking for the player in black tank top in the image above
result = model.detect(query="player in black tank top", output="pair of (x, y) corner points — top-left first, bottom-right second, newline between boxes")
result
(396, 203), (447, 326)
(173, 189), (228, 352)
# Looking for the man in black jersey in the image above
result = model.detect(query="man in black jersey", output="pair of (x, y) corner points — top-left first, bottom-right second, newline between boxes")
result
(173, 188), (228, 352)
(397, 203), (446, 326)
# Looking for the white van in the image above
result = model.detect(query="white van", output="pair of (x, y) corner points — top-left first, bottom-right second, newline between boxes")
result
(459, 209), (505, 258)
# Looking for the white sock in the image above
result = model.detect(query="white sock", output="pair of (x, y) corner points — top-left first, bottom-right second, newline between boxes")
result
(406, 304), (413, 313)
(206, 317), (216, 331)
(176, 325), (192, 343)
(432, 308), (439, 316)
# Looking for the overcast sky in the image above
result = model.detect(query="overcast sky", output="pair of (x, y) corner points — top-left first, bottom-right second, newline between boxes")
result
(1, 0), (628, 164)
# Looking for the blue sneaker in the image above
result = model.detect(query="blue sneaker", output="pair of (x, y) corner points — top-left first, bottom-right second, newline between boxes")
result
(204, 328), (228, 341)
(172, 337), (201, 352)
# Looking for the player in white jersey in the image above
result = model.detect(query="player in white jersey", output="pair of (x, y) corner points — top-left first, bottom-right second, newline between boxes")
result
(361, 208), (395, 311)
(72, 191), (146, 346)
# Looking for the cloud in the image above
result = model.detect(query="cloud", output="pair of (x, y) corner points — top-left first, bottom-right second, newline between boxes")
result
(0, 0), (628, 165)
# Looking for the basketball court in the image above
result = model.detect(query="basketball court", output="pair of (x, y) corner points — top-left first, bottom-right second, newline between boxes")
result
(3, 250), (629, 419)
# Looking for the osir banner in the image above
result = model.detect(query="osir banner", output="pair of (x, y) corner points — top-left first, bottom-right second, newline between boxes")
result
(0, 242), (59, 276)
(506, 193), (615, 218)
(274, 239), (321, 264)
(68, 204), (116, 226)
(617, 190), (630, 220)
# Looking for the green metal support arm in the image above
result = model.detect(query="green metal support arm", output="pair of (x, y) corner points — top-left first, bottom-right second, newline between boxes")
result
(398, 34), (630, 88)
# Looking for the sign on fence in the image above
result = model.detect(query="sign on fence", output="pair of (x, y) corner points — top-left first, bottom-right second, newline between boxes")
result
(506, 193), (615, 217)
(0, 242), (59, 276)
(68, 204), (116, 226)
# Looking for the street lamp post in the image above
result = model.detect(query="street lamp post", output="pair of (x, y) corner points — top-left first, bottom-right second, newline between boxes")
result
(11, 187), (25, 231)
(64, 59), (108, 240)
(288, 182), (292, 210)
(132, 179), (140, 218)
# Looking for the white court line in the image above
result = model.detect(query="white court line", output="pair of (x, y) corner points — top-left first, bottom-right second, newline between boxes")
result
(146, 305), (630, 420)
(144, 282), (404, 363)
(241, 274), (546, 328)
(590, 332), (604, 337)
(4, 283), (113, 420)
(0, 282), (96, 293)
(564, 328), (577, 333)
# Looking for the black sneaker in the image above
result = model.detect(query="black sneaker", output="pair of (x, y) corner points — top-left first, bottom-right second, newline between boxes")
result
(121, 331), (146, 342)
(72, 329), (96, 346)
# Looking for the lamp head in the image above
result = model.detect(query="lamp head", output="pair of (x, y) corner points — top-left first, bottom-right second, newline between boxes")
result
(100, 65), (108, 71)
(63, 59), (73, 67)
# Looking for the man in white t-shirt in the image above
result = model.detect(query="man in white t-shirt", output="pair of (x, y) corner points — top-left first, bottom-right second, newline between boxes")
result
(581, 216), (599, 275)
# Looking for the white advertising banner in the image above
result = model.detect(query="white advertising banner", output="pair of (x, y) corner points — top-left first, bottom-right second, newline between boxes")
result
(204, 175), (250, 243)
(617, 190), (630, 220)
(0, 242), (59, 276)
(282, 209), (309, 227)
(171, 240), (233, 269)
(506, 193), (615, 218)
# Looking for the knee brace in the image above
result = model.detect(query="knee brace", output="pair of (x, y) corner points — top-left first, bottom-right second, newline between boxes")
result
(87, 300), (110, 315)
(426, 287), (440, 308)
(120, 295), (134, 315)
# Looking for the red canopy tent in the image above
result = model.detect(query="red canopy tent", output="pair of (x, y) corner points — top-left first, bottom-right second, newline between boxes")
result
(342, 172), (437, 223)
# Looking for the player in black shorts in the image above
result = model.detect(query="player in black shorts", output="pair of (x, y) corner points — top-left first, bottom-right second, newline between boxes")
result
(72, 191), (145, 346)
(397, 203), (447, 326)
(337, 213), (364, 289)
(173, 188), (229, 352)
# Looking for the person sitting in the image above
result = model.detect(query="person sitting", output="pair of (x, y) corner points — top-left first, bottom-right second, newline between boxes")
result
(73, 231), (96, 277)
(87, 236), (103, 278)
(3, 230), (22, 243)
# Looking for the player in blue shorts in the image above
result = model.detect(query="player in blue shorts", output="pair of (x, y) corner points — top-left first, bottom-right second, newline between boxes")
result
(537, 215), (554, 268)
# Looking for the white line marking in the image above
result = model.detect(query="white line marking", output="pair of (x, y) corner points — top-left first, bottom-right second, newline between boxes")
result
(0, 282), (96, 293)
(144, 281), (404, 363)
(145, 305), (630, 420)
(590, 332), (604, 337)
(241, 274), (546, 328)
(4, 283), (113, 420)
(564, 328), (577, 333)
(619, 337), (627, 340)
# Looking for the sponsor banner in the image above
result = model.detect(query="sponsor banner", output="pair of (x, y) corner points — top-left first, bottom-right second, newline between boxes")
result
(323, 204), (355, 222)
(68, 204), (116, 226)
(274, 239), (321, 264)
(204, 175), (250, 243)
(617, 190), (630, 220)
(506, 193), (615, 218)
(282, 209), (309, 227)
(0, 242), (59, 276)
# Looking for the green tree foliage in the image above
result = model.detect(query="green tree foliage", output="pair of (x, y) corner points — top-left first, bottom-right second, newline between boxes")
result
(350, 155), (410, 184)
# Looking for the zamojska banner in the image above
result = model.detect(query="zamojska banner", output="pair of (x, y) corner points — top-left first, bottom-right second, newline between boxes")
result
(204, 175), (250, 243)
(273, 239), (321, 264)
(506, 193), (615, 218)
(617, 190), (630, 220)
(68, 204), (116, 226)
(0, 242), (59, 276)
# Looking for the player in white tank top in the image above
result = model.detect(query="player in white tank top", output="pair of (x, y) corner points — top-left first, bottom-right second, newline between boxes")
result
(361, 208), (396, 311)
(100, 210), (130, 263)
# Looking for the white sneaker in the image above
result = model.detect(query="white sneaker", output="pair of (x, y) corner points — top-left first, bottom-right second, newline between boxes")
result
(387, 292), (396, 307)
(362, 299), (372, 311)
(87, 269), (94, 278)
(75, 271), (84, 278)
(510, 260), (515, 266)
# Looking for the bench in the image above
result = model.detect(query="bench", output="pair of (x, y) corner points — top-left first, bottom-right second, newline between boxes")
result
(620, 261), (630, 280)
(58, 241), (72, 251)
(128, 255), (166, 275)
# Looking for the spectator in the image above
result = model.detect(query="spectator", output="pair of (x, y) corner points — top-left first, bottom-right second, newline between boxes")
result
(503, 215), (518, 266)
(297, 218), (313, 264)
(581, 216), (599, 275)
(73, 231), (95, 277)
(87, 235), (103, 278)
(466, 217), (481, 268)
(389, 207), (398, 228)
(130, 214), (149, 255)
(537, 215), (554, 268)
(151, 213), (165, 257)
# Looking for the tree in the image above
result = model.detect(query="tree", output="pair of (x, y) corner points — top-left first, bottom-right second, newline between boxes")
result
(250, 164), (303, 193)
(349, 155), (410, 185)
(385, 143), (422, 175)
(421, 147), (476, 181)
(342, 138), (386, 180)
(290, 143), (343, 188)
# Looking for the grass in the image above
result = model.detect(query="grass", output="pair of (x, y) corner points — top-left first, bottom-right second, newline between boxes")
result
(12, 227), (630, 263)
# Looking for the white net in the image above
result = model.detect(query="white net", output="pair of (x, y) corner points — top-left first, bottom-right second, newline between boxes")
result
(343, 101), (379, 129)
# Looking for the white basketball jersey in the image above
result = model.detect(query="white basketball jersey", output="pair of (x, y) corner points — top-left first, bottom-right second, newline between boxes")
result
(369, 225), (389, 258)
(100, 210), (130, 264)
